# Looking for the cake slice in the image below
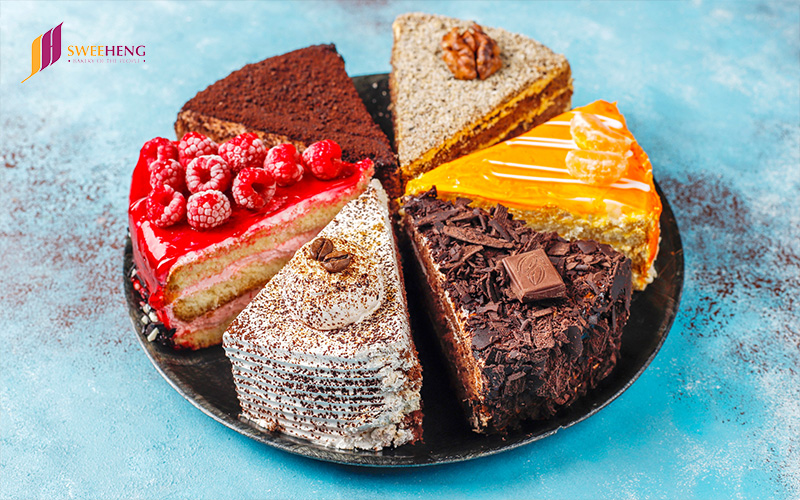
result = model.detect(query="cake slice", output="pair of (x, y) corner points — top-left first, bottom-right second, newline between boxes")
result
(405, 100), (661, 290)
(390, 12), (572, 184)
(402, 190), (632, 433)
(175, 44), (402, 197)
(129, 137), (374, 350)
(223, 180), (423, 449)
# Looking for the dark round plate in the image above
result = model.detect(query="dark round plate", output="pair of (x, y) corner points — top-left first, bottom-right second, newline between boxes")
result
(124, 74), (684, 466)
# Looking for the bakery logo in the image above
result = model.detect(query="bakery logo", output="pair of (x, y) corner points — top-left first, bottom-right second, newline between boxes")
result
(22, 22), (62, 83)
(22, 22), (146, 83)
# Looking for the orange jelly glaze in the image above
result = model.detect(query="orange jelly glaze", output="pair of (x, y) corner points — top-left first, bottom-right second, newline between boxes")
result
(406, 100), (662, 268)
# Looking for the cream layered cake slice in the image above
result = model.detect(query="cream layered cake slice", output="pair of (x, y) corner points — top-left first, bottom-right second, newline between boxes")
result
(403, 190), (632, 433)
(129, 134), (373, 350)
(406, 100), (662, 290)
(223, 180), (423, 450)
(390, 12), (572, 184)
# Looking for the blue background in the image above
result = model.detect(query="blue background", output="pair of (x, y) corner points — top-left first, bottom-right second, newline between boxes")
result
(1, 1), (798, 498)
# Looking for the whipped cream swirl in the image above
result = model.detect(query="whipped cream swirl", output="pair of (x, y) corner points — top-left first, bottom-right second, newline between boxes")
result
(282, 238), (384, 331)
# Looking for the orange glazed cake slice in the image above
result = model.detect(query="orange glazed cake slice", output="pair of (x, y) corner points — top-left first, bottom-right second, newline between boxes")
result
(405, 100), (662, 290)
(390, 12), (572, 184)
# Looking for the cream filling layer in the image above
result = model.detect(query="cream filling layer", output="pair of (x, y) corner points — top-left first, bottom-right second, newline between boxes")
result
(169, 289), (260, 339)
(177, 229), (319, 301)
(173, 187), (354, 272)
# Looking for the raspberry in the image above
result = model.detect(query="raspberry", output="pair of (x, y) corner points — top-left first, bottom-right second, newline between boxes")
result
(186, 190), (232, 230)
(218, 133), (267, 174)
(302, 139), (344, 180)
(570, 112), (633, 154)
(186, 155), (232, 194)
(565, 149), (627, 186)
(178, 132), (218, 167)
(140, 137), (179, 169)
(232, 168), (277, 210)
(339, 158), (373, 178)
(264, 144), (304, 187)
(149, 158), (186, 192)
(146, 184), (186, 227)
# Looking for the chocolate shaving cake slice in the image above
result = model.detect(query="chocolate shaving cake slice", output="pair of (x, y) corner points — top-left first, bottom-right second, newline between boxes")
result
(402, 189), (632, 433)
(175, 44), (401, 197)
(223, 180), (422, 450)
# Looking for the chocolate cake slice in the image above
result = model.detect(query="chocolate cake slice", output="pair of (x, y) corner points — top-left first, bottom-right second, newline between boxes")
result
(175, 44), (401, 197)
(402, 189), (632, 433)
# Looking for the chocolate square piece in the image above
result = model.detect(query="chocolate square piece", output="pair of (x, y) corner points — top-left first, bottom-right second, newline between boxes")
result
(501, 248), (566, 302)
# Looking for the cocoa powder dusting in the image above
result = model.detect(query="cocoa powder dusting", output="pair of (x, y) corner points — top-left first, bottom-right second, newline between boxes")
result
(1, 114), (132, 354)
(659, 174), (799, 373)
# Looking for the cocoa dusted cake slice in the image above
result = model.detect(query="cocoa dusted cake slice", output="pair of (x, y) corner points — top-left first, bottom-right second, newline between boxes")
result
(175, 44), (401, 197)
(390, 13), (572, 184)
(402, 189), (632, 433)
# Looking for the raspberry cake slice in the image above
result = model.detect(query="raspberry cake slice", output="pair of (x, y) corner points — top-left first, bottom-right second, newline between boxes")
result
(175, 44), (402, 197)
(402, 190), (632, 433)
(390, 13), (573, 184)
(406, 100), (662, 290)
(223, 180), (423, 450)
(129, 136), (374, 350)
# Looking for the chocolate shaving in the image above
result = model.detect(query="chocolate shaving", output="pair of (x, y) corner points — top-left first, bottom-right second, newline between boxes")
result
(472, 328), (496, 350)
(441, 244), (484, 271)
(451, 211), (478, 223)
(489, 219), (513, 242)
(548, 240), (571, 256)
(476, 210), (488, 232)
(493, 204), (509, 221)
(576, 240), (598, 254)
(414, 208), (459, 227)
(442, 225), (513, 248)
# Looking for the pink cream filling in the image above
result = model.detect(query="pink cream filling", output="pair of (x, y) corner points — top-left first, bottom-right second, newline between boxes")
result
(175, 229), (320, 300)
(170, 289), (262, 345)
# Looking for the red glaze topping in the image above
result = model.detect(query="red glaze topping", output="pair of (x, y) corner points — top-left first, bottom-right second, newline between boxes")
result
(129, 147), (373, 309)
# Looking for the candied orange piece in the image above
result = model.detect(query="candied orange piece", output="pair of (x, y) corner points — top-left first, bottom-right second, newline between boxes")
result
(570, 112), (633, 154)
(565, 149), (627, 186)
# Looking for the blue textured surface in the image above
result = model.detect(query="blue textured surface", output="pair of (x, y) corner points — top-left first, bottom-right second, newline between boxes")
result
(1, 1), (798, 498)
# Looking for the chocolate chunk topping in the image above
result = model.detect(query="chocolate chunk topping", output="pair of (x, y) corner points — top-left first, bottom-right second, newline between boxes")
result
(321, 250), (352, 273)
(501, 249), (567, 303)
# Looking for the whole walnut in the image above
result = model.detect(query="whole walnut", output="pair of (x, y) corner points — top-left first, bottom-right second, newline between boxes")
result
(441, 24), (502, 80)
